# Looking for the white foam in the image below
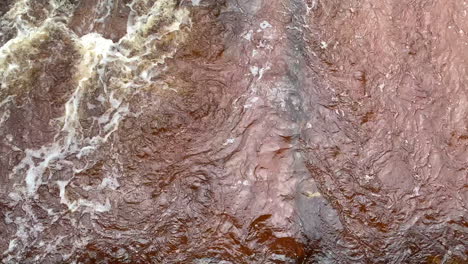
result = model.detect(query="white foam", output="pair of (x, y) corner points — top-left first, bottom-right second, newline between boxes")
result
(22, 143), (63, 194)
(79, 198), (111, 212)
(223, 138), (235, 146)
(57, 180), (70, 205)
(57, 180), (112, 212)
(100, 177), (120, 190)
(258, 63), (271, 80)
(320, 41), (328, 49)
(260, 21), (272, 30)
(243, 30), (253, 41)
(7, 239), (17, 252)
(250, 66), (259, 76)
(5, 0), (194, 226)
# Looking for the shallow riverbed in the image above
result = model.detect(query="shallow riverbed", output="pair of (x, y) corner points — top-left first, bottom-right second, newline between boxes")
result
(0, 0), (466, 263)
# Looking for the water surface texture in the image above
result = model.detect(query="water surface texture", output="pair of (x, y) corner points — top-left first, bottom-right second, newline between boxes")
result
(0, 0), (467, 263)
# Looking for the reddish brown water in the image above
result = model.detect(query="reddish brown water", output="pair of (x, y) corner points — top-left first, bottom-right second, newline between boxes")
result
(0, 0), (467, 263)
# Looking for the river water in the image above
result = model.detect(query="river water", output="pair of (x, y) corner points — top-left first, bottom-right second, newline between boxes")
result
(0, 0), (466, 263)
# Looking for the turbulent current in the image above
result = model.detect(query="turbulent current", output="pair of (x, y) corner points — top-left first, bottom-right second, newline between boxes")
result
(0, 0), (466, 263)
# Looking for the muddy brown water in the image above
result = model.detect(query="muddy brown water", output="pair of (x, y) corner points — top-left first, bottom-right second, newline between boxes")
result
(0, 0), (466, 263)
